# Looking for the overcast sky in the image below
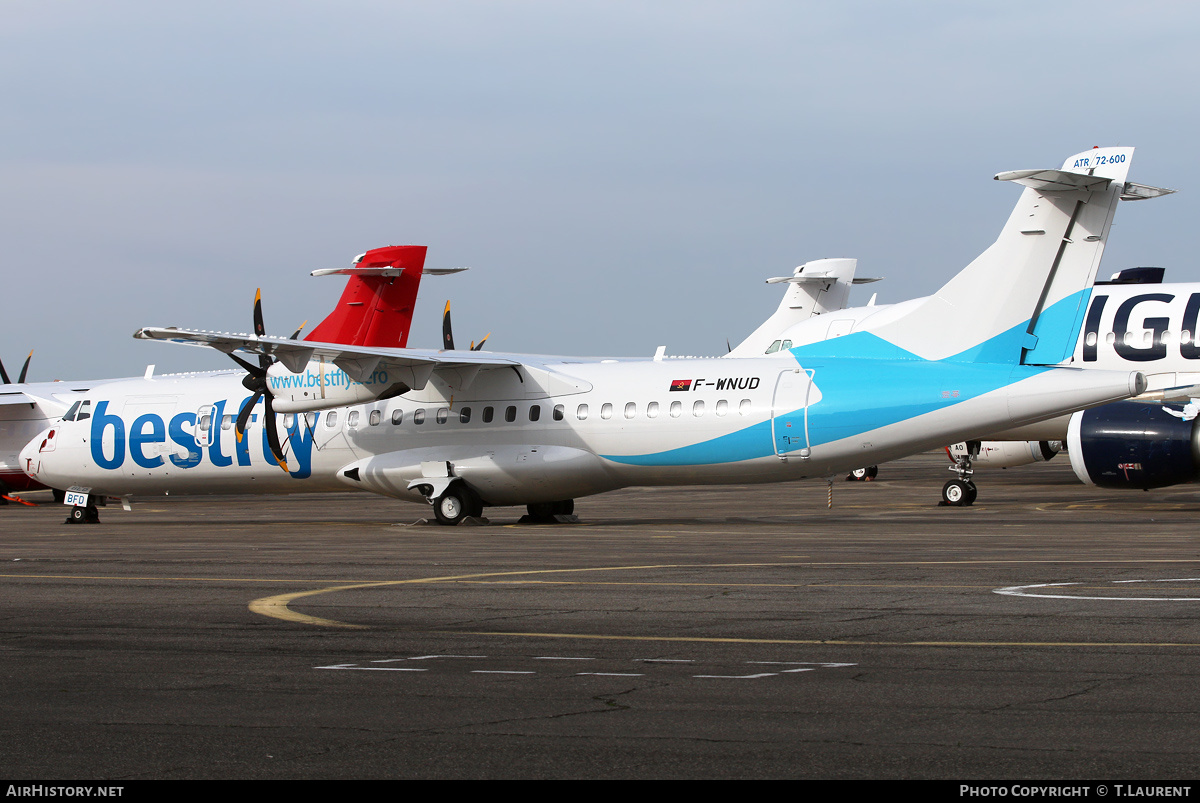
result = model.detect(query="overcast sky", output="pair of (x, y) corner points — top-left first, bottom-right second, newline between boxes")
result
(2, 1), (1196, 379)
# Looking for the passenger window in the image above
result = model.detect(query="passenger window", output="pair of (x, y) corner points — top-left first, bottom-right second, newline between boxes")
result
(305, 412), (317, 428)
(436, 408), (449, 424)
(199, 414), (212, 431)
(765, 340), (781, 354)
(369, 410), (381, 426)
(716, 400), (728, 416)
(505, 406), (517, 423)
(326, 411), (338, 428)
(222, 415), (233, 431)
(1106, 332), (1116, 345)
(347, 410), (360, 428)
(483, 406), (494, 423)
(577, 404), (589, 420)
(693, 400), (705, 417)
(529, 405), (541, 422)
(459, 407), (472, 424)
(1085, 332), (1098, 347)
(646, 402), (659, 419)
(553, 404), (564, 421)
(670, 401), (682, 418)
(283, 414), (295, 428)
(624, 402), (636, 419)
(739, 399), (751, 415)
(1184, 331), (1193, 345)
(391, 409), (404, 425)
(601, 403), (613, 420)
(413, 409), (425, 425)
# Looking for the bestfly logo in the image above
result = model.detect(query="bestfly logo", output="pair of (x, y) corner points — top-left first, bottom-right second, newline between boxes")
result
(87, 399), (319, 479)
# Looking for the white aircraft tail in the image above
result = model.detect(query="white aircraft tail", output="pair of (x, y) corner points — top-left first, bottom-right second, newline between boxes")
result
(728, 258), (879, 356)
(867, 147), (1167, 365)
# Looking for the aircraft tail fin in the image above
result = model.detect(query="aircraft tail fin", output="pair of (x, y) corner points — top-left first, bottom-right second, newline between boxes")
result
(305, 245), (462, 348)
(729, 258), (879, 357)
(868, 147), (1168, 365)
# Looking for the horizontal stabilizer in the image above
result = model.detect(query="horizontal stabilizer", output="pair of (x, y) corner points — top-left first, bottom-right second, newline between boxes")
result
(995, 169), (1111, 193)
(766, 275), (882, 285)
(311, 266), (468, 277)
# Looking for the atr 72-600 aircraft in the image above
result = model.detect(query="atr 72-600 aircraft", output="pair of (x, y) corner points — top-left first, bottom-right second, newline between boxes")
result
(21, 147), (1148, 524)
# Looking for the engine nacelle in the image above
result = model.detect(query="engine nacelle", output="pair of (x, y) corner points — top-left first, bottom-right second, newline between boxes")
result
(1067, 401), (1200, 489)
(947, 440), (1060, 468)
(267, 360), (413, 413)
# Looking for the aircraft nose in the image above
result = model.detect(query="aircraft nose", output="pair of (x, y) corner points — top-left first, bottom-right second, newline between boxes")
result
(19, 426), (56, 479)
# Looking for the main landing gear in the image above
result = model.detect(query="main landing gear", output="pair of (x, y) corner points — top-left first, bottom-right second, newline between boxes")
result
(432, 483), (485, 526)
(845, 466), (878, 481)
(520, 500), (576, 524)
(941, 441), (979, 506)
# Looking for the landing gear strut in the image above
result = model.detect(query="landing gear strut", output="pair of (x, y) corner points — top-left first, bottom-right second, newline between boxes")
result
(941, 441), (979, 506)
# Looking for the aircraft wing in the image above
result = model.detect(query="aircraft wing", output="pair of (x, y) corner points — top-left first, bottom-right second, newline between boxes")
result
(133, 326), (522, 381)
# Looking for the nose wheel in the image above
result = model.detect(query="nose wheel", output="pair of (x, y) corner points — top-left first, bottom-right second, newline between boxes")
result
(846, 465), (878, 481)
(66, 504), (100, 524)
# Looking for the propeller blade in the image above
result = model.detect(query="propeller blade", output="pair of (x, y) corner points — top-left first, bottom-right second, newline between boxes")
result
(0, 358), (9, 385)
(262, 393), (289, 472)
(234, 391), (263, 442)
(471, 333), (491, 351)
(290, 320), (308, 340)
(442, 301), (455, 351)
(229, 352), (264, 378)
(17, 351), (31, 383)
(252, 288), (265, 338)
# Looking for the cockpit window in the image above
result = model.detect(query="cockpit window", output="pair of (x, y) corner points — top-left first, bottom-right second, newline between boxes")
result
(765, 340), (781, 354)
(63, 401), (81, 421)
(76, 400), (92, 421)
(780, 340), (793, 350)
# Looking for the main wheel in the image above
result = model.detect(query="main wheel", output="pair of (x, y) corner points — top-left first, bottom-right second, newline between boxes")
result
(551, 499), (574, 516)
(942, 479), (975, 506)
(526, 501), (555, 520)
(69, 505), (87, 523)
(434, 489), (467, 526)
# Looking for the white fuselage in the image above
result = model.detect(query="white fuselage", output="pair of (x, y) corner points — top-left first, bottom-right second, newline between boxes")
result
(21, 354), (1142, 507)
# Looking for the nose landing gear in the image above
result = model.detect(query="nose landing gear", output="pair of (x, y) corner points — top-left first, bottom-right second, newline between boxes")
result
(941, 441), (979, 506)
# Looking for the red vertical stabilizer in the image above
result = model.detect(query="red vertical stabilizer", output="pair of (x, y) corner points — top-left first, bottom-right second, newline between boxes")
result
(305, 245), (428, 347)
